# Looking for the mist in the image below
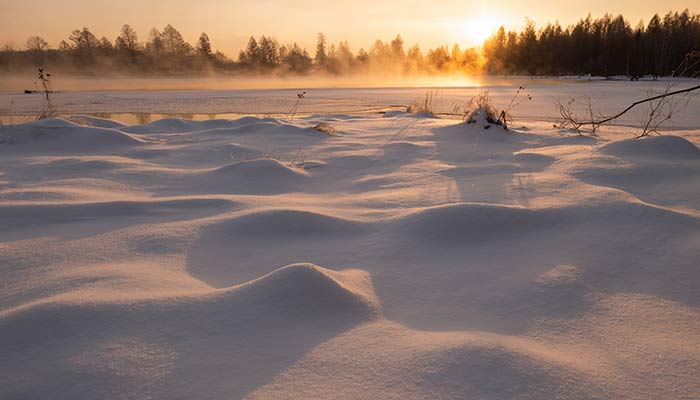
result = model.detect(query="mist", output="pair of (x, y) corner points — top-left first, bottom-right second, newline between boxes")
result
(2, 10), (699, 94)
(0, 71), (495, 92)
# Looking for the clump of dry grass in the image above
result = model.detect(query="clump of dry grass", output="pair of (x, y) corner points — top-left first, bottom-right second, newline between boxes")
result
(457, 87), (532, 130)
(407, 90), (438, 116)
(312, 122), (338, 135)
(261, 146), (323, 170)
(464, 91), (499, 124)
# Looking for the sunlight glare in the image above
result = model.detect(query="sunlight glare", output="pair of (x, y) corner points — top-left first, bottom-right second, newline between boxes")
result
(457, 15), (502, 45)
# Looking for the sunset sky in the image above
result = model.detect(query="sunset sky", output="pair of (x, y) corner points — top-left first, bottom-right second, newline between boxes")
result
(1, 0), (698, 57)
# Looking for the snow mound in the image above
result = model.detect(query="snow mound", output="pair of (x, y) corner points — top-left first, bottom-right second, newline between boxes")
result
(225, 120), (312, 136)
(1, 198), (233, 232)
(220, 263), (380, 317)
(433, 120), (517, 144)
(121, 117), (233, 133)
(121, 117), (306, 136)
(197, 159), (308, 193)
(248, 322), (605, 400)
(0, 118), (144, 152)
(226, 116), (281, 127)
(533, 265), (592, 314)
(532, 265), (592, 308)
(383, 110), (408, 117)
(214, 209), (365, 237)
(181, 119), (320, 138)
(382, 141), (432, 154)
(390, 197), (696, 247)
(41, 157), (124, 173)
(181, 159), (312, 194)
(412, 339), (601, 399)
(410, 111), (438, 119)
(465, 107), (504, 130)
(0, 264), (379, 399)
(186, 210), (367, 286)
(66, 115), (129, 129)
(600, 135), (700, 159)
(391, 203), (549, 242)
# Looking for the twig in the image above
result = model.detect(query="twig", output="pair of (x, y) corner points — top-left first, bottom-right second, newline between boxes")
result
(558, 53), (700, 136)
(594, 84), (700, 126)
(286, 91), (306, 120)
(557, 84), (700, 135)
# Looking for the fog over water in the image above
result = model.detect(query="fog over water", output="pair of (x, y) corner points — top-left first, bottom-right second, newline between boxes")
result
(0, 73), (492, 92)
(1, 75), (699, 131)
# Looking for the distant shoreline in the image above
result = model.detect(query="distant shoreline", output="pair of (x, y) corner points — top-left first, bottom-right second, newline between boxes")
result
(1, 73), (698, 93)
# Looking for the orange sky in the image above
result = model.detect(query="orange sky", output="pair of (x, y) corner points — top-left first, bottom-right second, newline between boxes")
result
(1, 0), (698, 57)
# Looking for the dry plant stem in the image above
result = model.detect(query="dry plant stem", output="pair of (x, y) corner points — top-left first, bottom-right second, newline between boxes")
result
(496, 86), (531, 129)
(558, 53), (700, 136)
(286, 98), (302, 120)
(497, 110), (508, 129)
(560, 84), (700, 136)
(286, 92), (307, 120)
(598, 85), (700, 126)
(408, 90), (437, 114)
(36, 68), (55, 120)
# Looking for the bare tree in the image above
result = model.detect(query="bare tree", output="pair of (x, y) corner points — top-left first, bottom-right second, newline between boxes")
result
(98, 37), (113, 54)
(25, 36), (49, 52)
(2, 42), (17, 52)
(57, 40), (71, 51)
(69, 27), (98, 57)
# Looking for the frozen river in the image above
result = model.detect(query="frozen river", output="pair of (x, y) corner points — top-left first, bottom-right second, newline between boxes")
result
(2, 77), (699, 130)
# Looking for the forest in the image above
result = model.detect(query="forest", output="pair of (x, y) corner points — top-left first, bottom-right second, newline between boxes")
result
(1, 9), (699, 77)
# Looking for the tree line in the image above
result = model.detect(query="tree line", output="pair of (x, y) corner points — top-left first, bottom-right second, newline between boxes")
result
(0, 24), (481, 76)
(237, 33), (481, 75)
(1, 10), (699, 77)
(484, 10), (700, 76)
(1, 25), (231, 74)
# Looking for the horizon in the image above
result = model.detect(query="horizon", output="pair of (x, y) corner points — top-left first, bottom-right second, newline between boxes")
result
(2, 1), (699, 57)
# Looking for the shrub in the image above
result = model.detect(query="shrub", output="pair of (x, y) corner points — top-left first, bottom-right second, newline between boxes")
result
(407, 90), (437, 116)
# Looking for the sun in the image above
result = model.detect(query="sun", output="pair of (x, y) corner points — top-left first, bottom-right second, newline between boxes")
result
(457, 15), (503, 45)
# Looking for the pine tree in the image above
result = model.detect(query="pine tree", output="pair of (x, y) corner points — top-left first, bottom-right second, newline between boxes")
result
(197, 33), (213, 58)
(315, 33), (327, 66)
(117, 24), (140, 57)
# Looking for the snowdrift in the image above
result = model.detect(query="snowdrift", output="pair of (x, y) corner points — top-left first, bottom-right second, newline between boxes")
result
(190, 158), (310, 194)
(67, 115), (130, 129)
(0, 263), (379, 400)
(1, 111), (699, 400)
(0, 118), (144, 152)
(600, 135), (700, 159)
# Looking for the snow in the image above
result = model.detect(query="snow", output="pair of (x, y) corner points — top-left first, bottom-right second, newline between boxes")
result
(1, 88), (700, 400)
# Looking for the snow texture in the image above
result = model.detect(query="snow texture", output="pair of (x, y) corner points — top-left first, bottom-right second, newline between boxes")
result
(1, 105), (699, 400)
